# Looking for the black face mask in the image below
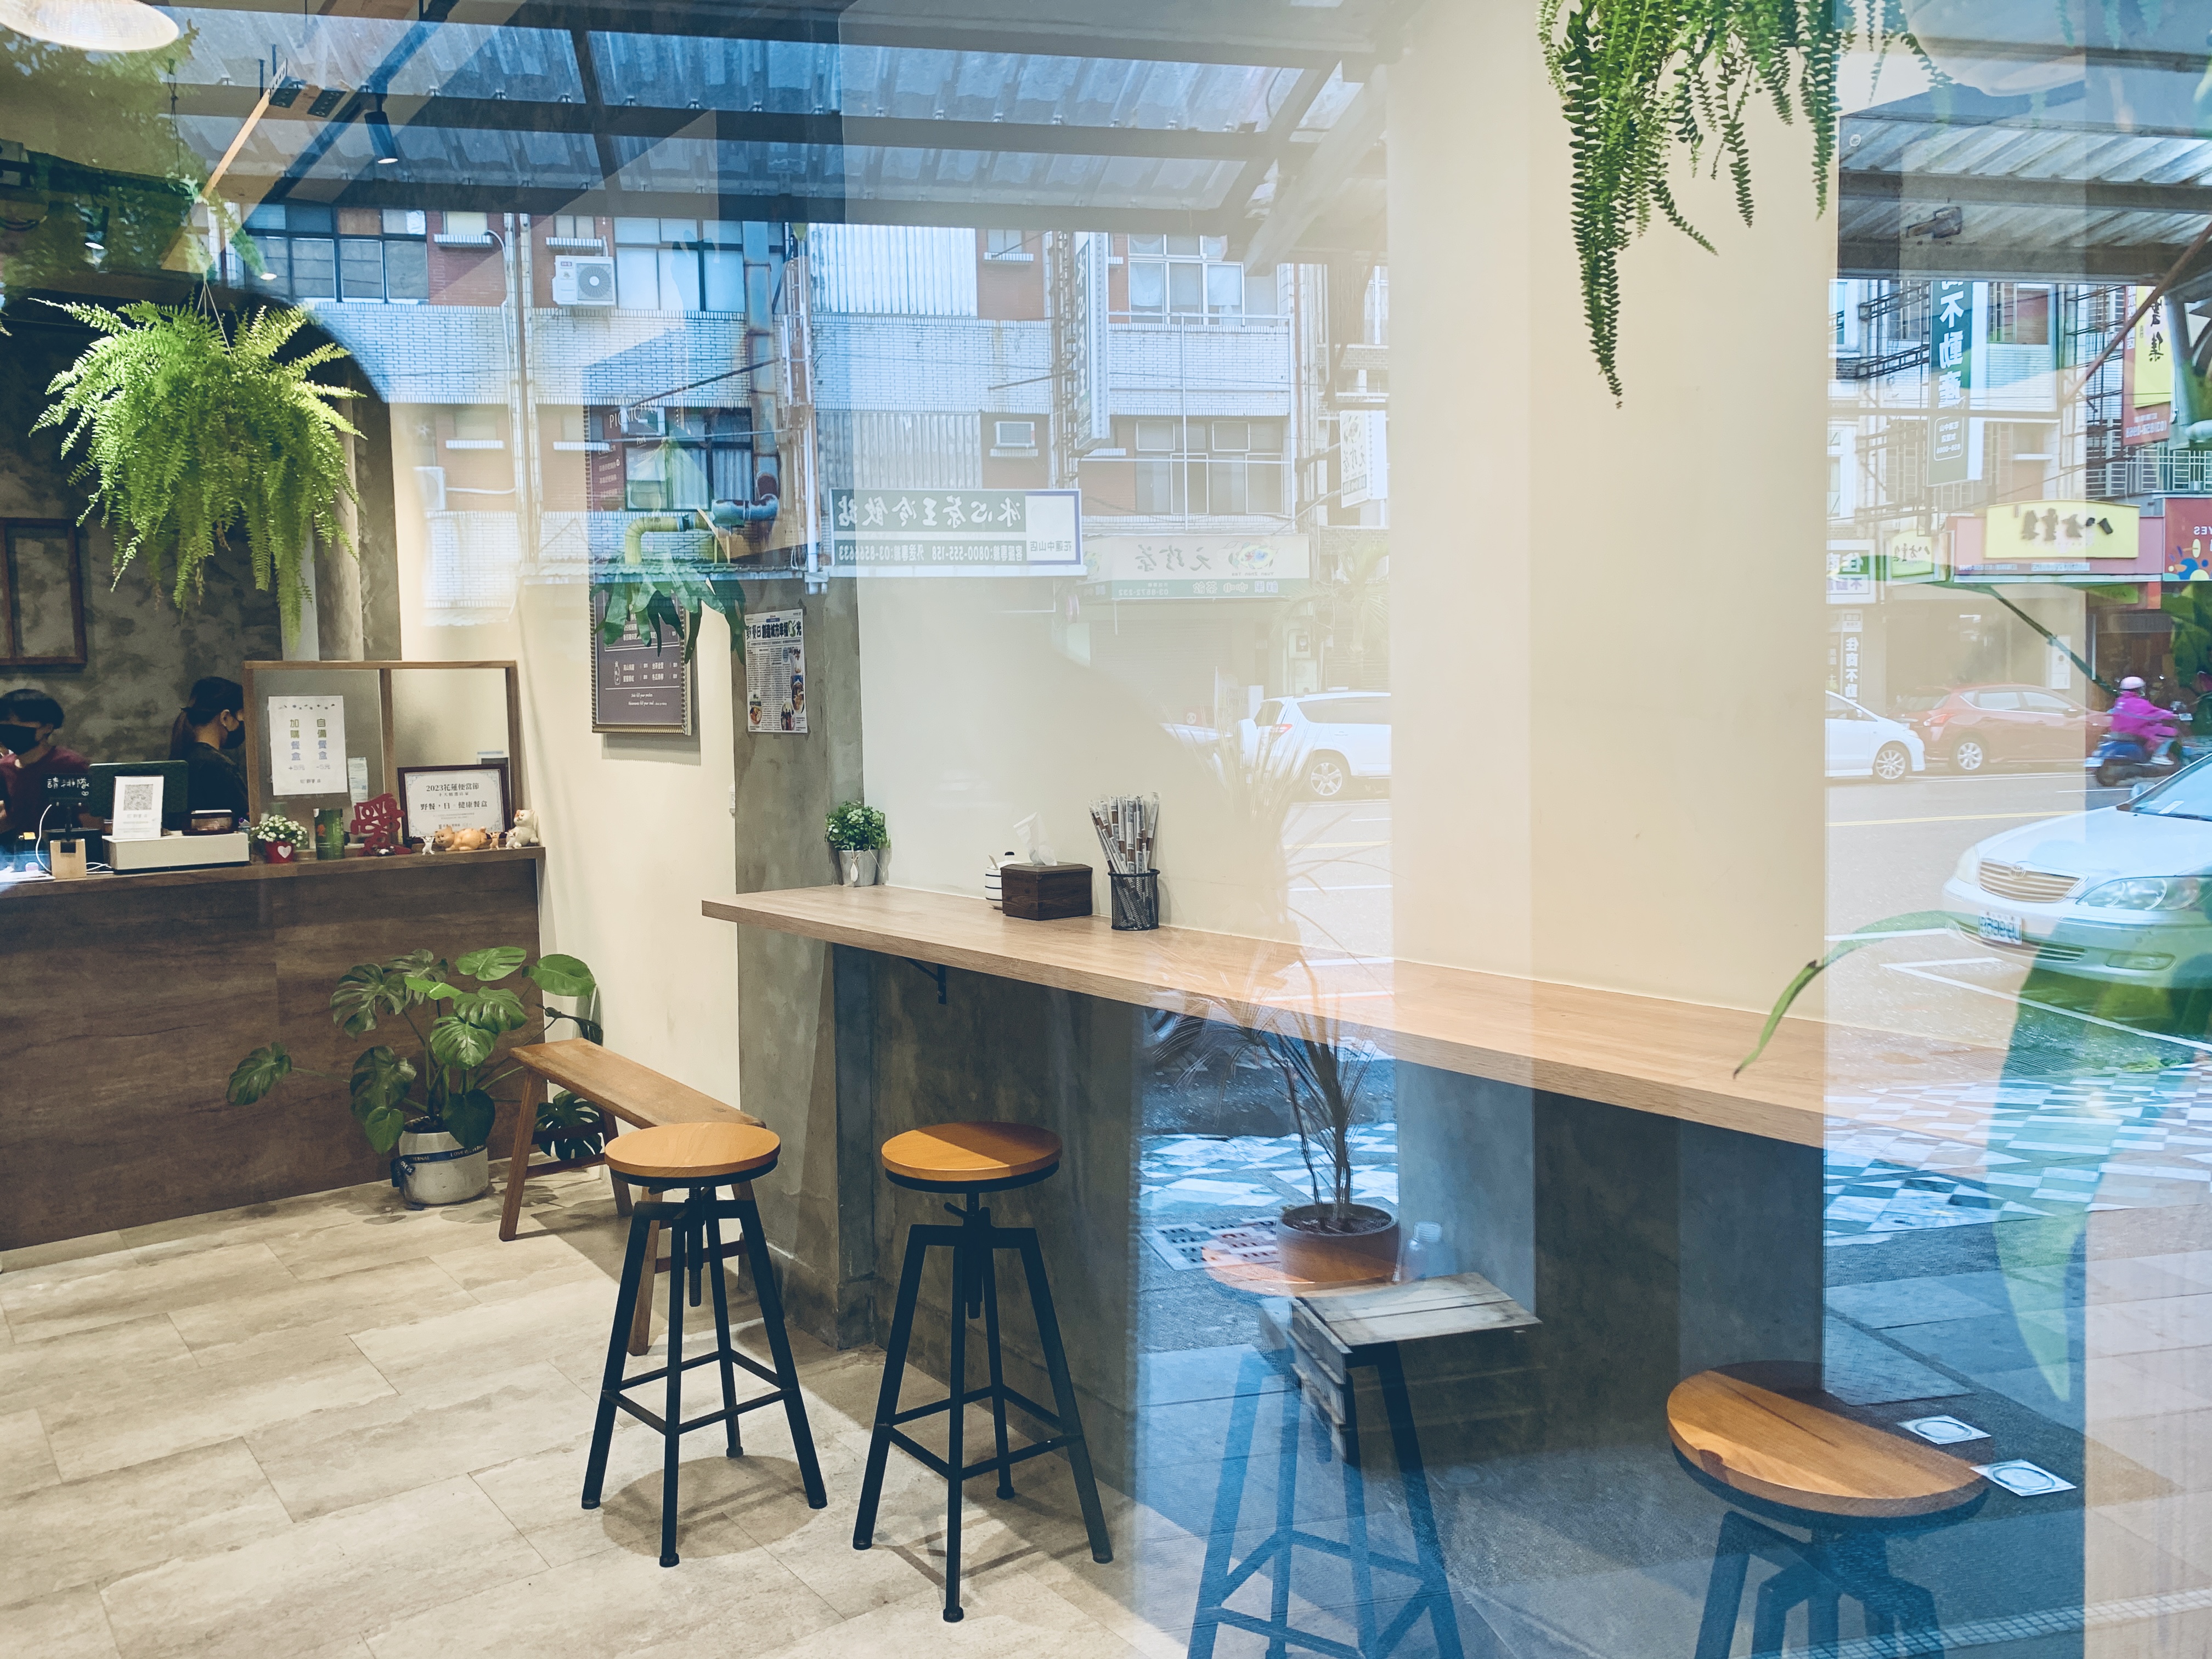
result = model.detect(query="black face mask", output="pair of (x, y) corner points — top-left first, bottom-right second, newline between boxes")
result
(222, 723), (246, 751)
(0, 723), (42, 754)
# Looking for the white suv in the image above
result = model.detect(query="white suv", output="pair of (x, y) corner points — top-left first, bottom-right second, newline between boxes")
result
(1243, 692), (1392, 799)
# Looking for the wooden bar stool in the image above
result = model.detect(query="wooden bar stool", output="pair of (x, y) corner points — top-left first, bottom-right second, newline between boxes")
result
(583, 1122), (828, 1567)
(851, 1122), (1113, 1622)
(1670, 1364), (1987, 1657)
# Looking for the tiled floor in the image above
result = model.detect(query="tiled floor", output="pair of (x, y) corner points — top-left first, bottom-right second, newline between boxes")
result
(13, 1132), (2212, 1656)
(0, 1170), (1184, 1659)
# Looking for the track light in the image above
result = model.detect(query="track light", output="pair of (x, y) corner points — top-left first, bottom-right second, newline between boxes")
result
(366, 96), (399, 166)
(0, 0), (178, 53)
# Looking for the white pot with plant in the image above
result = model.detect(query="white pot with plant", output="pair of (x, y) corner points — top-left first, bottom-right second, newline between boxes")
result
(247, 812), (311, 865)
(827, 800), (888, 886)
(227, 945), (600, 1207)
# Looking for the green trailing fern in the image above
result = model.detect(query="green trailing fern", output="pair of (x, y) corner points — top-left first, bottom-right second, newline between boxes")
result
(1539, 0), (1926, 402)
(33, 300), (359, 627)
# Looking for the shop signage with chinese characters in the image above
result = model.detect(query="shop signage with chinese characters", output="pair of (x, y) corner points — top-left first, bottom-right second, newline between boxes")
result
(1081, 535), (1312, 600)
(2125, 289), (2173, 446)
(1884, 530), (1938, 582)
(1826, 546), (1875, 602)
(1979, 501), (2138, 568)
(1928, 280), (1973, 486)
(828, 488), (1081, 576)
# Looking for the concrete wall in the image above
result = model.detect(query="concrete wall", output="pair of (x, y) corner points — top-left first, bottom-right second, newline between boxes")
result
(0, 314), (303, 765)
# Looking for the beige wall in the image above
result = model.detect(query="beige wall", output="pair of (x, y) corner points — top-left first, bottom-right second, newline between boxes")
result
(390, 447), (743, 1098)
(1387, 3), (1831, 1012)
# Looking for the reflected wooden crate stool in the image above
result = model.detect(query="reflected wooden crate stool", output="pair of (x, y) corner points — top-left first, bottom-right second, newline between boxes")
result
(579, 1120), (828, 1567)
(1671, 1364), (1987, 1658)
(851, 1122), (1114, 1623)
(1190, 1271), (1537, 1659)
(507, 1039), (766, 1355)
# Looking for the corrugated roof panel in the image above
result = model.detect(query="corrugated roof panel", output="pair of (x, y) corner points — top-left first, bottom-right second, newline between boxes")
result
(809, 224), (978, 315)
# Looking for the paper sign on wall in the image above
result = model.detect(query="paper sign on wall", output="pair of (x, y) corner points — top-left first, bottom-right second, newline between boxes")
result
(268, 695), (347, 794)
(110, 774), (163, 841)
(744, 610), (807, 734)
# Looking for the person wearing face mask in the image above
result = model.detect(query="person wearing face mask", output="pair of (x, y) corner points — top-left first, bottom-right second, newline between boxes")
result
(0, 688), (91, 839)
(168, 676), (251, 818)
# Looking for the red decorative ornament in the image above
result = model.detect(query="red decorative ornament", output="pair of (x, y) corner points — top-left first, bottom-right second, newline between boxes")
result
(352, 793), (404, 855)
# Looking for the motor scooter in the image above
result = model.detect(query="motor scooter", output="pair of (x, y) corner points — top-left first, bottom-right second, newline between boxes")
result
(2090, 733), (2186, 788)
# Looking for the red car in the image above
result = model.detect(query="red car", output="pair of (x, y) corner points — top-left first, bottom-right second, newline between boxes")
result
(1897, 684), (2109, 772)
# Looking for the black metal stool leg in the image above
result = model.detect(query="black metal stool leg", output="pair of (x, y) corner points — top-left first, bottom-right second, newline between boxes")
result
(1753, 1559), (1819, 1657)
(659, 1203), (689, 1567)
(1017, 1229), (1112, 1563)
(855, 1227), (930, 1549)
(944, 1224), (970, 1623)
(1693, 1512), (1759, 1659)
(1376, 1346), (1465, 1659)
(704, 1201), (742, 1459)
(736, 1190), (827, 1508)
(583, 1206), (656, 1510)
(1268, 1362), (1299, 1658)
(1185, 1351), (1272, 1659)
(979, 1231), (1016, 1500)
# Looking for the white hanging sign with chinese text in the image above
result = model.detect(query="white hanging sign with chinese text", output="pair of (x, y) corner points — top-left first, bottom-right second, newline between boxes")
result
(268, 695), (347, 795)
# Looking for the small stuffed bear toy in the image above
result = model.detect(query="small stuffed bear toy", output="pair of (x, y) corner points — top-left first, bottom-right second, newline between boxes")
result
(505, 808), (541, 849)
(431, 825), (495, 853)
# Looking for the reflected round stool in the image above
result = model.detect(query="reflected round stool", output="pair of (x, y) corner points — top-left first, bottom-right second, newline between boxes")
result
(1671, 1364), (1987, 1657)
(851, 1122), (1113, 1622)
(582, 1122), (827, 1566)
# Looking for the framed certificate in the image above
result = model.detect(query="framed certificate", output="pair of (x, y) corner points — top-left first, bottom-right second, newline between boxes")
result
(397, 762), (510, 842)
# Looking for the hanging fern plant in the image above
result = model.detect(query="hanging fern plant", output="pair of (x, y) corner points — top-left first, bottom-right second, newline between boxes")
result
(33, 300), (359, 627)
(1539, 1), (1926, 402)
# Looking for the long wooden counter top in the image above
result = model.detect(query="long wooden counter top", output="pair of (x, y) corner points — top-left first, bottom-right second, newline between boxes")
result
(1, 844), (544, 904)
(704, 884), (2009, 1149)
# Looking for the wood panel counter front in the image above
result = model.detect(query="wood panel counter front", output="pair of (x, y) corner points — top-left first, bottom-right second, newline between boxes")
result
(703, 883), (2006, 1150)
(2, 848), (545, 1250)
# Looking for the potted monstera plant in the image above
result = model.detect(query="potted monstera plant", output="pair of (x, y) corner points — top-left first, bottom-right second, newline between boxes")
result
(228, 945), (597, 1206)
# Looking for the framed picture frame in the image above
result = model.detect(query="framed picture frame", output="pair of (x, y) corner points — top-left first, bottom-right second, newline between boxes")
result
(590, 582), (695, 735)
(396, 761), (511, 842)
(1, 518), (88, 668)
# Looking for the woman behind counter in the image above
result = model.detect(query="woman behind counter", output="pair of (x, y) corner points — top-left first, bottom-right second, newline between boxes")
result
(170, 676), (251, 818)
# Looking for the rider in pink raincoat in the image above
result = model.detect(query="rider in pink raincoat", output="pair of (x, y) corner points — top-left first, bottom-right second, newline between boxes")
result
(2109, 676), (2180, 758)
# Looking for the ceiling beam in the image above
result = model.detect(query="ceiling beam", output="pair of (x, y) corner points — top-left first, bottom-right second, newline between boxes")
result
(172, 84), (1268, 160)
(1239, 64), (1384, 273)
(1842, 168), (2212, 218)
(1212, 64), (1336, 229)
(1837, 238), (2187, 282)
(165, 0), (1373, 69)
(216, 171), (1228, 232)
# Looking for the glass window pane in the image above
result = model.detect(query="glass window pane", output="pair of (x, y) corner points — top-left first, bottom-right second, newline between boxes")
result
(442, 210), (487, 238)
(338, 238), (383, 300)
(383, 208), (426, 236)
(385, 239), (428, 301)
(1128, 234), (1163, 255)
(1165, 234), (1200, 256)
(338, 207), (381, 236)
(667, 443), (709, 508)
(702, 249), (744, 312)
(249, 234), (290, 295)
(1206, 262), (1244, 315)
(659, 247), (701, 312)
(659, 218), (699, 245)
(1972, 690), (2022, 710)
(1128, 260), (1165, 313)
(1211, 421), (1250, 452)
(1135, 459), (1174, 514)
(288, 204), (334, 234)
(1201, 235), (1226, 260)
(290, 237), (336, 299)
(1169, 262), (1203, 313)
(243, 204), (285, 232)
(613, 217), (658, 245)
(1136, 419), (1178, 453)
(709, 442), (753, 501)
(624, 444), (668, 510)
(616, 247), (658, 309)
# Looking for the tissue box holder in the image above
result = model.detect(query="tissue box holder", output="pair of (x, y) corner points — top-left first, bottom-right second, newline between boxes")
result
(1000, 862), (1093, 921)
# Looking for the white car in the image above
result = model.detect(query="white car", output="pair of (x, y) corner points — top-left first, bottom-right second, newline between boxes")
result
(1943, 760), (2212, 986)
(1827, 691), (1925, 782)
(1240, 692), (1391, 799)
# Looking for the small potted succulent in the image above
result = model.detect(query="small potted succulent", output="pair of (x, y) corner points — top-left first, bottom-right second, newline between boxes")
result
(248, 812), (311, 864)
(228, 945), (598, 1206)
(826, 800), (888, 886)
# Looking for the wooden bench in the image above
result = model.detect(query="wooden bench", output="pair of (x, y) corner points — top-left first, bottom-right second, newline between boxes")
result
(505, 1040), (763, 1353)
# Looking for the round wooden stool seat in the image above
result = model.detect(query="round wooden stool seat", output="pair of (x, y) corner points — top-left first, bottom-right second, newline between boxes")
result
(605, 1122), (781, 1183)
(1668, 1367), (1985, 1521)
(881, 1122), (1061, 1187)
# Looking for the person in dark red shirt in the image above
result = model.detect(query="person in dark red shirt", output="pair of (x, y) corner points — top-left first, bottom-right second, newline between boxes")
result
(0, 688), (91, 839)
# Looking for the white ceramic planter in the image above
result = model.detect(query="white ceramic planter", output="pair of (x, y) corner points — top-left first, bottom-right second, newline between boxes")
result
(392, 1124), (490, 1206)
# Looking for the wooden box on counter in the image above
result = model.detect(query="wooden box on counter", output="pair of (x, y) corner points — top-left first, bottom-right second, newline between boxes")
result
(1000, 861), (1093, 921)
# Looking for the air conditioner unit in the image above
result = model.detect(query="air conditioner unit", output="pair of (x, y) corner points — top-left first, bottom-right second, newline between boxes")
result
(414, 465), (447, 514)
(552, 255), (616, 306)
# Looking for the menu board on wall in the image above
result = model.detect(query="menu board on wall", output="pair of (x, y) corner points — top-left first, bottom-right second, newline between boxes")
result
(267, 695), (347, 794)
(590, 584), (694, 735)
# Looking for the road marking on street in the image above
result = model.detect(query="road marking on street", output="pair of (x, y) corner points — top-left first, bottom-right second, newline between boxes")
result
(1828, 810), (2073, 828)
(1881, 961), (2212, 1054)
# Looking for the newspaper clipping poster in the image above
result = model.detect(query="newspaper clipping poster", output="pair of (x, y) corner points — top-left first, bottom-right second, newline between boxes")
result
(744, 609), (806, 734)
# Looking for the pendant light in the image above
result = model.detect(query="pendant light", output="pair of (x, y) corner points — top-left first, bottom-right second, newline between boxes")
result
(0, 0), (180, 54)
